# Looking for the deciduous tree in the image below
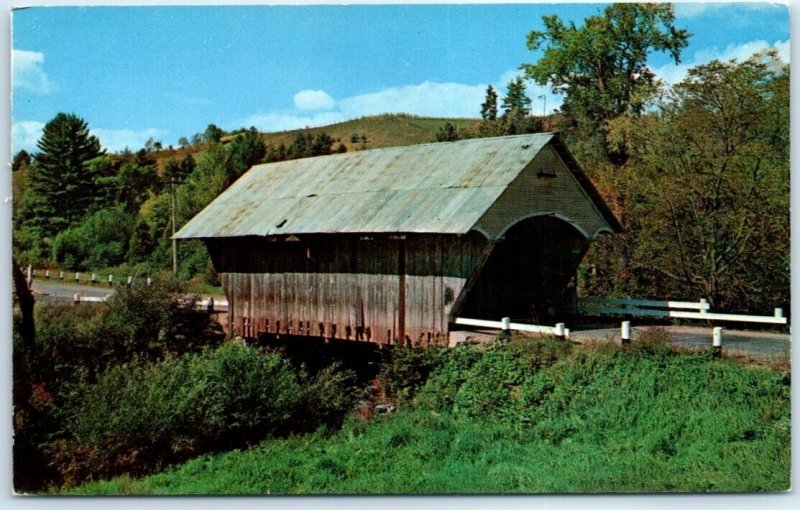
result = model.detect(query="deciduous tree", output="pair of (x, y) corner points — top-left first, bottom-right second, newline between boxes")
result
(623, 53), (789, 311)
(524, 3), (689, 165)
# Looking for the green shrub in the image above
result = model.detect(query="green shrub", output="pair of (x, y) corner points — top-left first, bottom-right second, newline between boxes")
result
(13, 280), (225, 491)
(378, 344), (448, 402)
(52, 207), (135, 271)
(48, 342), (360, 488)
(52, 343), (303, 484)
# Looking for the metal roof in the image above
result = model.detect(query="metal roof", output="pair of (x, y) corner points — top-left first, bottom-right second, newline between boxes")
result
(174, 133), (617, 239)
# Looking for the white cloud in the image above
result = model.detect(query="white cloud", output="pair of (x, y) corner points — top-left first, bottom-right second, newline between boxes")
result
(237, 70), (569, 134)
(293, 90), (336, 111)
(92, 127), (167, 153)
(674, 1), (778, 20)
(242, 111), (347, 133)
(338, 81), (486, 118)
(12, 120), (45, 154)
(12, 49), (53, 94)
(652, 38), (790, 86)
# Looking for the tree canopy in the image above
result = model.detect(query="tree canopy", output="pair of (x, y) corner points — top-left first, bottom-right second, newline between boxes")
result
(524, 3), (689, 164)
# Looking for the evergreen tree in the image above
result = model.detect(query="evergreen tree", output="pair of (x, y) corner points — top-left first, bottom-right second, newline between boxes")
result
(12, 150), (32, 172)
(480, 85), (499, 121)
(436, 122), (460, 142)
(501, 77), (532, 118)
(25, 113), (105, 236)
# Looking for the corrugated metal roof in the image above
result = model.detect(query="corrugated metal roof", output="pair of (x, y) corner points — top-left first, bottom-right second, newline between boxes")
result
(175, 133), (601, 239)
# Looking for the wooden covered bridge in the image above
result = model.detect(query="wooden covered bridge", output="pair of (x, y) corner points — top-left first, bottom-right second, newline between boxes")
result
(175, 133), (622, 345)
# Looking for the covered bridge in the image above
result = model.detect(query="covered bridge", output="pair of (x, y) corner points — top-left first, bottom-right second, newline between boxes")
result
(175, 133), (622, 345)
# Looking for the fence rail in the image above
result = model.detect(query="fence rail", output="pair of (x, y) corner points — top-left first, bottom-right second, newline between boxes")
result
(454, 317), (567, 338)
(578, 296), (786, 325)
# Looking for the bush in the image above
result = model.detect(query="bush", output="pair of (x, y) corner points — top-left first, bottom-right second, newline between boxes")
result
(52, 343), (303, 484)
(378, 345), (449, 402)
(52, 207), (136, 271)
(46, 342), (360, 487)
(13, 279), (225, 491)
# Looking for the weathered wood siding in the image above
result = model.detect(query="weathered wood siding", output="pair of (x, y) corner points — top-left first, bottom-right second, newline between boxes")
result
(206, 233), (485, 344)
(475, 145), (610, 240)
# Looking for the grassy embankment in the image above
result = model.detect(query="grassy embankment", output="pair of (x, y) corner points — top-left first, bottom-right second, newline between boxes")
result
(68, 333), (790, 495)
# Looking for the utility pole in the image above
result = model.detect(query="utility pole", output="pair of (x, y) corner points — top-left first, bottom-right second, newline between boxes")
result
(171, 180), (177, 275)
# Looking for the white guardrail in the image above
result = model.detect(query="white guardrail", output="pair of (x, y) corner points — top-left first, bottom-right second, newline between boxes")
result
(578, 297), (786, 325)
(454, 317), (567, 338)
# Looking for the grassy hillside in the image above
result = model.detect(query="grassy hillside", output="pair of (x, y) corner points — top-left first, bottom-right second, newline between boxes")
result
(67, 334), (790, 495)
(228, 113), (482, 153)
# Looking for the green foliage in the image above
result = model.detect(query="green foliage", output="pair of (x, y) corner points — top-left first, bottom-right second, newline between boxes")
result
(69, 337), (789, 495)
(204, 123), (224, 144)
(378, 345), (449, 402)
(501, 76), (532, 118)
(226, 127), (266, 186)
(12, 149), (32, 172)
(52, 207), (136, 271)
(163, 154), (196, 185)
(524, 3), (689, 164)
(19, 113), (105, 237)
(13, 279), (226, 491)
(51, 343), (301, 484)
(609, 53), (790, 311)
(480, 85), (498, 121)
(435, 122), (460, 142)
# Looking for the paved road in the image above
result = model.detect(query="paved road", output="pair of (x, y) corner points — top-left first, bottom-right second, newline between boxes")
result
(32, 280), (116, 301)
(30, 281), (227, 309)
(571, 325), (790, 361)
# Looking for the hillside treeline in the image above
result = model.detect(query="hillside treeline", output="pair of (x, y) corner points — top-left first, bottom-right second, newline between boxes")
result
(12, 122), (344, 283)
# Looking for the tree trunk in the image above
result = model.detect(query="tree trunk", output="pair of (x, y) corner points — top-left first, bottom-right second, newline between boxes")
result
(12, 257), (35, 348)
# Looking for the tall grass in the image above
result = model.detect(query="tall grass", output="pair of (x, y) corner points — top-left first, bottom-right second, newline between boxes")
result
(68, 335), (790, 494)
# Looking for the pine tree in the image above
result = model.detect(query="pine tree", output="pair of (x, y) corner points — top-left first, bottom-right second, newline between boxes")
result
(501, 77), (532, 118)
(26, 113), (105, 236)
(480, 85), (499, 121)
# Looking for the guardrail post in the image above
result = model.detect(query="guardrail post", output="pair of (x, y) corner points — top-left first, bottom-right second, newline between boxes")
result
(564, 328), (570, 341)
(59, 271), (65, 281)
(700, 298), (709, 314)
(91, 273), (97, 284)
(127, 276), (133, 286)
(774, 308), (784, 319)
(501, 316), (511, 336)
(712, 327), (723, 357)
(75, 272), (80, 283)
(621, 321), (631, 345)
(108, 274), (114, 286)
(555, 323), (565, 339)
(73, 293), (80, 305)
(45, 269), (50, 280)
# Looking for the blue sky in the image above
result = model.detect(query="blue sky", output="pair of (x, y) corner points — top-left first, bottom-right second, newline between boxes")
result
(11, 2), (790, 154)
